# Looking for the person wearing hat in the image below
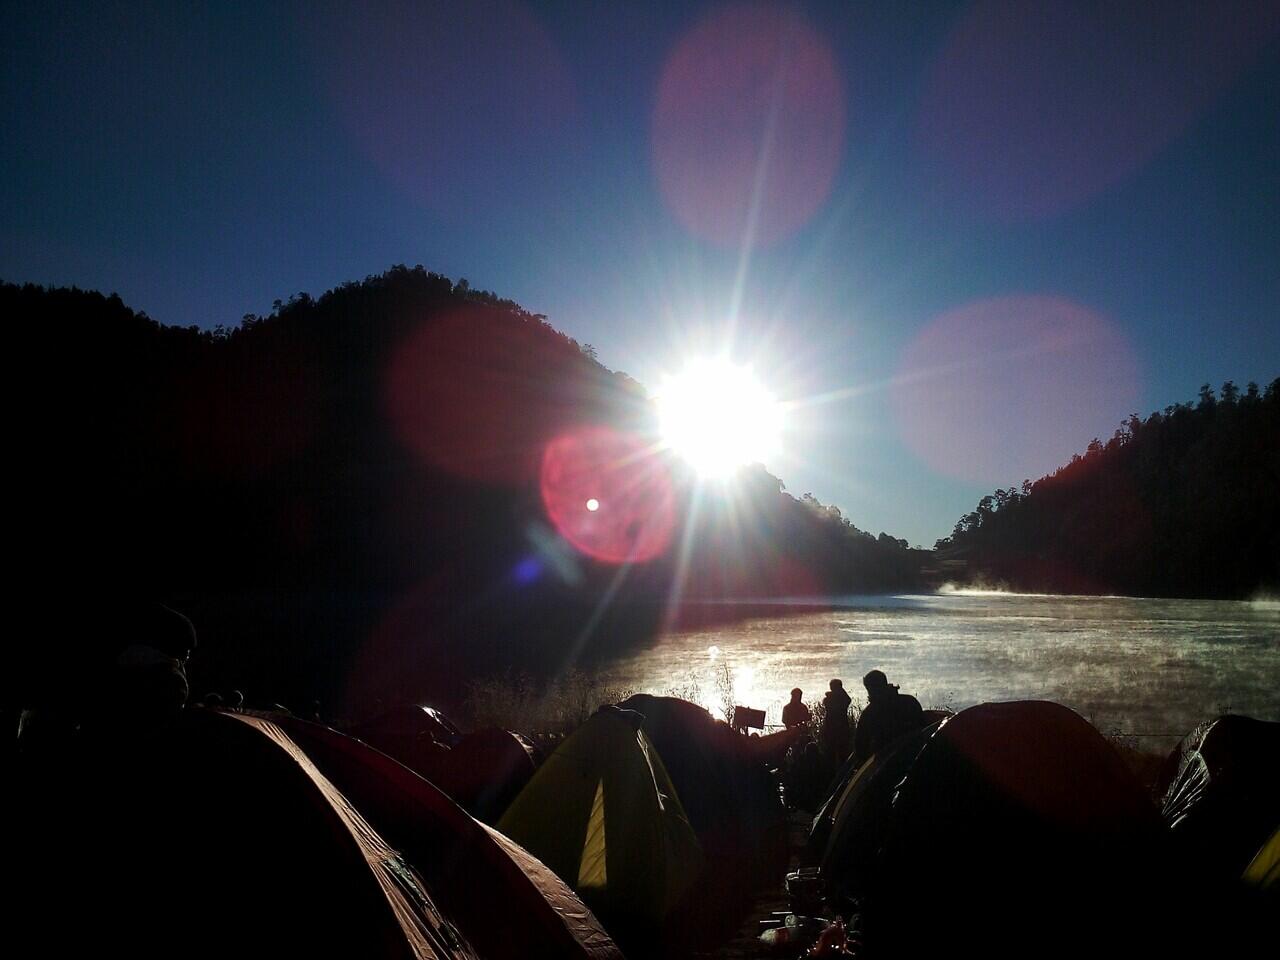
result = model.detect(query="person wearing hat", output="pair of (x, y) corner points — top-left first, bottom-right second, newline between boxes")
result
(851, 669), (924, 768)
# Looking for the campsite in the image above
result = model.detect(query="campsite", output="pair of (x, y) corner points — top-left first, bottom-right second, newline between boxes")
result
(7, 2), (1279, 956)
(14, 667), (1276, 958)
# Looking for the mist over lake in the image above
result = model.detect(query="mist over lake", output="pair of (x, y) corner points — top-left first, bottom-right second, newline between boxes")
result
(599, 592), (1280, 750)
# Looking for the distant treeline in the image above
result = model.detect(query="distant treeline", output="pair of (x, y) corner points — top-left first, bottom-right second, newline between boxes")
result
(9, 269), (921, 713)
(937, 380), (1280, 598)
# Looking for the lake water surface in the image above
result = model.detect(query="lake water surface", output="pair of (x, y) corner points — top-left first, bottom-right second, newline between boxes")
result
(598, 591), (1279, 751)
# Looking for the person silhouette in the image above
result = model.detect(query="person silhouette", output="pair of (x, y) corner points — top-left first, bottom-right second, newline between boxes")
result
(820, 678), (852, 764)
(782, 688), (812, 728)
(851, 669), (924, 766)
(100, 602), (196, 729)
(16, 600), (196, 756)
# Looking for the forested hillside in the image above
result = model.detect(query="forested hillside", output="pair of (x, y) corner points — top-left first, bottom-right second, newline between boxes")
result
(938, 381), (1280, 598)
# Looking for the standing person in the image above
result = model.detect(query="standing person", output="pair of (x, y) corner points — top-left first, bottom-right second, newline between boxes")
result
(820, 678), (852, 764)
(782, 688), (812, 729)
(852, 669), (924, 767)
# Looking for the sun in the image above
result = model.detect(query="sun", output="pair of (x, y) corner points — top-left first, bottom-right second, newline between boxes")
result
(656, 357), (783, 478)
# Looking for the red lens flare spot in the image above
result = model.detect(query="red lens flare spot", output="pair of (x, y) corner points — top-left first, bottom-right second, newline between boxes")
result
(385, 305), (592, 486)
(652, 3), (845, 247)
(892, 295), (1142, 487)
(916, 0), (1280, 221)
(540, 427), (675, 565)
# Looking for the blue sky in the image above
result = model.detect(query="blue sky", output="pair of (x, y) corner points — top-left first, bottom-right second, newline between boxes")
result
(4, 1), (1277, 547)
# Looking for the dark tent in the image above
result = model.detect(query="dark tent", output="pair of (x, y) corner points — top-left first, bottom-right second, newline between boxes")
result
(415, 727), (540, 823)
(1158, 715), (1280, 885)
(616, 694), (787, 874)
(831, 701), (1166, 958)
(347, 703), (463, 765)
(805, 723), (936, 880)
(807, 709), (951, 863)
(273, 714), (621, 960)
(14, 708), (477, 959)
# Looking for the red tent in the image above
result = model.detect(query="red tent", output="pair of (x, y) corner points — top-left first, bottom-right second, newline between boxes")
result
(14, 708), (477, 959)
(275, 714), (621, 960)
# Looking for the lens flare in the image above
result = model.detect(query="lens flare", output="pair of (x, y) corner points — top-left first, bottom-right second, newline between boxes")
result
(540, 427), (675, 564)
(651, 3), (845, 246)
(385, 305), (590, 486)
(916, 0), (1279, 220)
(892, 295), (1141, 486)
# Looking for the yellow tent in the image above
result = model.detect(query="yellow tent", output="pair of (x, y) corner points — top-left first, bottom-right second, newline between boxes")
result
(498, 707), (703, 925)
(1242, 826), (1279, 890)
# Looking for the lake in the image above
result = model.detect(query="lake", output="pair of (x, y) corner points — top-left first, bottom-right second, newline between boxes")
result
(597, 591), (1280, 751)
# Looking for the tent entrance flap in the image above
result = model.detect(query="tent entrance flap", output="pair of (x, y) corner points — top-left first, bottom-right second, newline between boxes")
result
(578, 780), (608, 889)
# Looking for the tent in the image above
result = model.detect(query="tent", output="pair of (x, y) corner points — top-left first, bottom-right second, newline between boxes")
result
(347, 703), (463, 769)
(498, 706), (703, 928)
(414, 727), (540, 823)
(806, 711), (951, 865)
(1158, 715), (1280, 884)
(827, 701), (1165, 957)
(804, 723), (936, 888)
(13, 708), (476, 959)
(1243, 827), (1279, 891)
(616, 694), (787, 872)
(273, 714), (621, 960)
